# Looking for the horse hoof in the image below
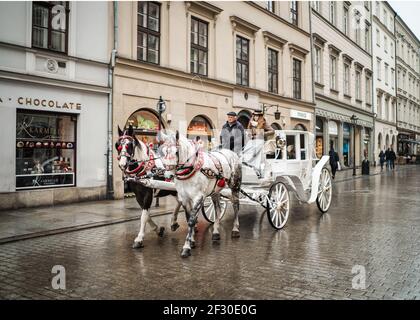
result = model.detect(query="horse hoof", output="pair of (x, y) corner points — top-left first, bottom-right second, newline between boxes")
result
(132, 241), (144, 249)
(212, 233), (220, 241)
(158, 227), (165, 237)
(171, 223), (180, 232)
(191, 241), (196, 248)
(180, 248), (191, 258)
(231, 231), (240, 238)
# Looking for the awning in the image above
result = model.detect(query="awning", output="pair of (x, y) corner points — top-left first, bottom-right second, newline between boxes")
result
(400, 139), (420, 144)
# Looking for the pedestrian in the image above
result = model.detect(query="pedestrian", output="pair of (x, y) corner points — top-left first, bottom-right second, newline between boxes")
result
(220, 111), (245, 155)
(328, 142), (339, 179)
(378, 148), (386, 171)
(390, 148), (396, 170)
(385, 147), (391, 170)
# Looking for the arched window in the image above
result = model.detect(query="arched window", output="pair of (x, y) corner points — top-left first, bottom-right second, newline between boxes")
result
(237, 110), (252, 128)
(187, 115), (214, 150)
(271, 122), (282, 130)
(125, 109), (162, 147)
(294, 123), (307, 131)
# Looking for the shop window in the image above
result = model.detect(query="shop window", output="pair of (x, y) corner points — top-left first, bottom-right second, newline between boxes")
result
(187, 115), (214, 150)
(16, 111), (76, 190)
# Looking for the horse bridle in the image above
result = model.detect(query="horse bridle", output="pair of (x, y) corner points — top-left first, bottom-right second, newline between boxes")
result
(117, 135), (157, 175)
(163, 140), (200, 169)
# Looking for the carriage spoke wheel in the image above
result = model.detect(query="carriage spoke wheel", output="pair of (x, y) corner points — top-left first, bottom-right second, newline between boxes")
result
(267, 182), (290, 230)
(316, 167), (332, 213)
(201, 198), (228, 223)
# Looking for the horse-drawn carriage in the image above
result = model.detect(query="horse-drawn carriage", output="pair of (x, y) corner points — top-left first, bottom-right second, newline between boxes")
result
(117, 127), (333, 257)
(200, 130), (332, 229)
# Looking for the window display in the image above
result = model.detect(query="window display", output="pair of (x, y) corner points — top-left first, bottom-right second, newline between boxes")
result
(16, 111), (76, 189)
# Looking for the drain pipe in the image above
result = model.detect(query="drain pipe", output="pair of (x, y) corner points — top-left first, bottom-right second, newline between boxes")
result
(106, 1), (118, 199)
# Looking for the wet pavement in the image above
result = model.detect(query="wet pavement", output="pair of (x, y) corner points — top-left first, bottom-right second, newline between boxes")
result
(0, 166), (419, 300)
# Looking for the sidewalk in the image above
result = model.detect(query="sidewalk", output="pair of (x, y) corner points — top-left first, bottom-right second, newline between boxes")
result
(0, 164), (412, 244)
(0, 196), (179, 244)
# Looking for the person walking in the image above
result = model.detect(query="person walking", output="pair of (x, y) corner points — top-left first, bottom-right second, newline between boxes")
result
(378, 148), (386, 171)
(390, 148), (396, 170)
(220, 111), (245, 155)
(385, 147), (391, 170)
(329, 142), (339, 179)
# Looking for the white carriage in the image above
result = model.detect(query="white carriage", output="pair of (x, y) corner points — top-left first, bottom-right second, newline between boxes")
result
(201, 130), (333, 229)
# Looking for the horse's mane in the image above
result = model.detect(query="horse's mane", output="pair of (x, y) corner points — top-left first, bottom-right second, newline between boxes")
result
(177, 134), (195, 164)
(134, 140), (150, 161)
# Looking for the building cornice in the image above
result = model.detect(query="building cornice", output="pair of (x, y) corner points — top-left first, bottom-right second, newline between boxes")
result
(262, 31), (287, 48)
(289, 43), (309, 56)
(0, 41), (109, 67)
(342, 53), (354, 62)
(230, 15), (260, 36)
(312, 33), (327, 46)
(328, 44), (341, 55)
(185, 1), (223, 19)
(115, 57), (316, 108)
(0, 70), (111, 94)
(247, 1), (311, 37)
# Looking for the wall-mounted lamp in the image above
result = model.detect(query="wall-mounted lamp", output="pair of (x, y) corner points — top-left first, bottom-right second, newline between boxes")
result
(274, 105), (281, 120)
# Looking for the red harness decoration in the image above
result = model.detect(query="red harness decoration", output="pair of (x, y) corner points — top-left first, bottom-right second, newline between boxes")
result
(124, 143), (156, 178)
(175, 151), (204, 180)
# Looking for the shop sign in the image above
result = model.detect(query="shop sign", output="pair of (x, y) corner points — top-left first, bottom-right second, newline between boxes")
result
(0, 95), (82, 111)
(290, 110), (312, 121)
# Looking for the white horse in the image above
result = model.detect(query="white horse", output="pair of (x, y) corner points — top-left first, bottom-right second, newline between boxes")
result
(159, 131), (242, 258)
(116, 125), (182, 248)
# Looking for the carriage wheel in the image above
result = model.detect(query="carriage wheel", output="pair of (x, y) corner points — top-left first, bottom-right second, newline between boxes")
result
(201, 198), (228, 223)
(266, 182), (290, 230)
(316, 167), (333, 213)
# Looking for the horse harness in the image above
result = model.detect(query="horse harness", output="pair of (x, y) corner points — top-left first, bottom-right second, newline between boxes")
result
(174, 141), (226, 187)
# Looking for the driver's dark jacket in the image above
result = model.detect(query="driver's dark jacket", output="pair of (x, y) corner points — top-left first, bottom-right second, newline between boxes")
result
(220, 121), (245, 155)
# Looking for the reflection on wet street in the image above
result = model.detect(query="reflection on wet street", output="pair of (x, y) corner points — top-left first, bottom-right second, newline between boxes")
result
(0, 167), (419, 299)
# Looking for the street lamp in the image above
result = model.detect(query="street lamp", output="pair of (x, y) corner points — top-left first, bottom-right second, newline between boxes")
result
(155, 96), (166, 208)
(350, 114), (359, 176)
(261, 103), (281, 119)
(156, 96), (166, 131)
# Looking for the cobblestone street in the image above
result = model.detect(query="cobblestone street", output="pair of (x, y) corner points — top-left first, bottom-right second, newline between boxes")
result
(0, 166), (419, 300)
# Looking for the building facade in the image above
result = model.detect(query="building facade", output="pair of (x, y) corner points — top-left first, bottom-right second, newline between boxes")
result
(372, 1), (397, 163)
(311, 1), (374, 167)
(111, 1), (315, 199)
(0, 1), (111, 210)
(395, 15), (420, 156)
